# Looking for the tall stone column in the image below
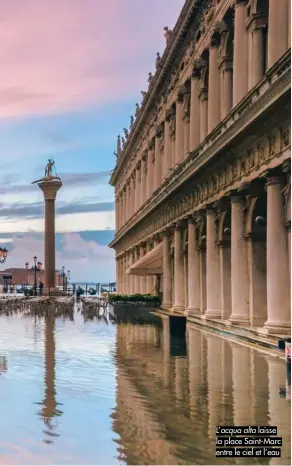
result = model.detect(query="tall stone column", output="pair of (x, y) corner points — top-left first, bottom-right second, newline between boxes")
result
(219, 59), (233, 119)
(146, 241), (153, 294)
(129, 249), (135, 295)
(268, 0), (288, 69)
(134, 247), (140, 294)
(229, 194), (250, 324)
(147, 143), (154, 199)
(154, 128), (163, 189)
(141, 152), (147, 206)
(204, 208), (221, 319)
(189, 71), (200, 151)
(140, 157), (144, 208)
(187, 217), (200, 314)
(139, 244), (146, 294)
(208, 35), (221, 133)
(233, 0), (248, 106)
(174, 96), (184, 164)
(199, 88), (208, 143)
(247, 15), (266, 89)
(135, 163), (141, 212)
(115, 193), (119, 231)
(264, 174), (290, 333)
(172, 223), (185, 312)
(38, 180), (62, 291)
(123, 186), (127, 224)
(182, 91), (190, 156)
(127, 181), (131, 222)
(130, 175), (135, 218)
(164, 119), (171, 178)
(162, 231), (172, 309)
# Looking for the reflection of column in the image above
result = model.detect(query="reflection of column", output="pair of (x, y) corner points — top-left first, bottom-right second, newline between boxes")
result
(221, 340), (233, 425)
(266, 357), (291, 465)
(188, 327), (202, 419)
(189, 72), (200, 151)
(206, 335), (223, 441)
(265, 174), (290, 333)
(162, 317), (170, 387)
(232, 345), (252, 426)
(38, 180), (62, 290)
(40, 317), (62, 442)
(205, 209), (220, 318)
(172, 224), (185, 312)
(268, 0), (288, 69)
(162, 231), (172, 309)
(233, 0), (248, 106)
(187, 218), (200, 314)
(250, 352), (269, 426)
(175, 357), (187, 402)
(229, 195), (249, 324)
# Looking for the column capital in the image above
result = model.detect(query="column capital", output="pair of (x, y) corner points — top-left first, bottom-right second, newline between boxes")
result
(234, 0), (248, 7)
(262, 168), (285, 186)
(282, 159), (291, 174)
(245, 13), (267, 32)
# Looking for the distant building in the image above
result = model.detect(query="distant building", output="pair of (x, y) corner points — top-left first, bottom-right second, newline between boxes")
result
(0, 268), (64, 286)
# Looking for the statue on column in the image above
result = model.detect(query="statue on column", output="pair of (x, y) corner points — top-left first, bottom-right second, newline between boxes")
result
(164, 27), (173, 44)
(148, 72), (153, 84)
(123, 128), (129, 139)
(45, 159), (55, 178)
(135, 103), (140, 117)
(121, 136), (125, 148)
(141, 90), (147, 100)
(130, 115), (134, 129)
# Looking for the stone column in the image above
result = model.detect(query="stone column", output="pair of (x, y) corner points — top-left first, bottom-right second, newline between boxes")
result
(131, 175), (135, 218)
(183, 91), (190, 156)
(164, 119), (171, 178)
(139, 244), (146, 294)
(187, 217), (200, 314)
(208, 35), (221, 133)
(233, 0), (248, 106)
(174, 96), (184, 164)
(264, 174), (290, 333)
(129, 249), (135, 295)
(135, 164), (141, 212)
(219, 236), (232, 321)
(172, 223), (185, 312)
(162, 231), (172, 309)
(134, 247), (140, 294)
(127, 181), (131, 222)
(140, 157), (145, 208)
(219, 59), (233, 119)
(204, 208), (221, 318)
(189, 71), (200, 151)
(154, 128), (163, 189)
(146, 241), (153, 294)
(38, 180), (62, 290)
(115, 193), (119, 231)
(199, 88), (208, 143)
(247, 15), (266, 89)
(268, 0), (288, 69)
(229, 194), (250, 324)
(120, 255), (124, 294)
(122, 186), (126, 224)
(147, 143), (153, 199)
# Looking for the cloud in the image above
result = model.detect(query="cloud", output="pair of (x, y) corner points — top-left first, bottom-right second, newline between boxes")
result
(0, 200), (114, 220)
(4, 231), (115, 282)
(0, 0), (185, 119)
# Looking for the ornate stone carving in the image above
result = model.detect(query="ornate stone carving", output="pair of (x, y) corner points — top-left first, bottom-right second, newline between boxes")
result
(268, 135), (277, 156)
(280, 126), (290, 150)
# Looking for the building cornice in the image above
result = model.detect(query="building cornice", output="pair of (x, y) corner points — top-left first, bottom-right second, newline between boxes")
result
(109, 50), (291, 248)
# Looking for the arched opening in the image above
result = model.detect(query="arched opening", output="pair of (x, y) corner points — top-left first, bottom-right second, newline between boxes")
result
(245, 187), (267, 326)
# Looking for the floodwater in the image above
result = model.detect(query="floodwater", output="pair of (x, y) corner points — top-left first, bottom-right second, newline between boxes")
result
(0, 306), (290, 465)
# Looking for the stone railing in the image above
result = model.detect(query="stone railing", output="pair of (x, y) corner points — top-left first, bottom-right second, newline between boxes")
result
(110, 50), (291, 247)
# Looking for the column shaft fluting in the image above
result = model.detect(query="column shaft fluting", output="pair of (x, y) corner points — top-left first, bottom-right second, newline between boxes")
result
(175, 100), (184, 164)
(154, 136), (162, 190)
(189, 76), (200, 151)
(265, 176), (290, 333)
(172, 226), (185, 312)
(229, 196), (249, 324)
(162, 233), (172, 309)
(208, 44), (221, 132)
(147, 148), (153, 199)
(146, 242), (153, 294)
(233, 0), (248, 106)
(205, 209), (221, 318)
(187, 219), (200, 313)
(199, 92), (208, 142)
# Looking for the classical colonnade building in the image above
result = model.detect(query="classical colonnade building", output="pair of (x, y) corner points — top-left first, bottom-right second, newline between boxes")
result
(109, 0), (291, 335)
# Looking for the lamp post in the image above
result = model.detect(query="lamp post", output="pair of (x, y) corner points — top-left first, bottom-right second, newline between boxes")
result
(30, 256), (43, 296)
(0, 247), (8, 264)
(61, 266), (65, 291)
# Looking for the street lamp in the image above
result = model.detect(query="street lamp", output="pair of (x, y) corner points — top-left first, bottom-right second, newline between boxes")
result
(61, 266), (65, 291)
(30, 256), (42, 296)
(0, 248), (8, 264)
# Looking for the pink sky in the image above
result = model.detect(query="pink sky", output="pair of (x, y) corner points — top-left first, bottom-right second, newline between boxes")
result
(0, 0), (185, 118)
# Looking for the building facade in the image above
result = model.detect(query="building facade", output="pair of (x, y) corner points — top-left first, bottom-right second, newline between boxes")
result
(109, 0), (291, 335)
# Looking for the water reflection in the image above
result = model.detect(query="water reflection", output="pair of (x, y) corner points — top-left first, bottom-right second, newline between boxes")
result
(37, 316), (63, 444)
(0, 308), (290, 465)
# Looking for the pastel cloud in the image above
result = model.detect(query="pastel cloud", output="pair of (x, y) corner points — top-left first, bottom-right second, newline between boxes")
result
(0, 0), (185, 119)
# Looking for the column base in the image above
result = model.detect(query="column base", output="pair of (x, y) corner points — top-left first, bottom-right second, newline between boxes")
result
(162, 302), (172, 310)
(203, 309), (221, 320)
(187, 307), (201, 316)
(227, 314), (250, 326)
(171, 305), (185, 313)
(263, 320), (291, 335)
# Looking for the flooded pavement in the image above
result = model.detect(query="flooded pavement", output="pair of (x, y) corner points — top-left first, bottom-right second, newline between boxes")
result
(0, 307), (290, 465)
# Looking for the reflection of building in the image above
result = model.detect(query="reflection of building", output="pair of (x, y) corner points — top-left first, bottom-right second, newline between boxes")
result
(110, 0), (291, 335)
(112, 317), (291, 464)
(39, 316), (62, 444)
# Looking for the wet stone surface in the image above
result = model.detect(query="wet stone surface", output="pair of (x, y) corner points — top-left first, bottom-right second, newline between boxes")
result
(0, 306), (290, 465)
